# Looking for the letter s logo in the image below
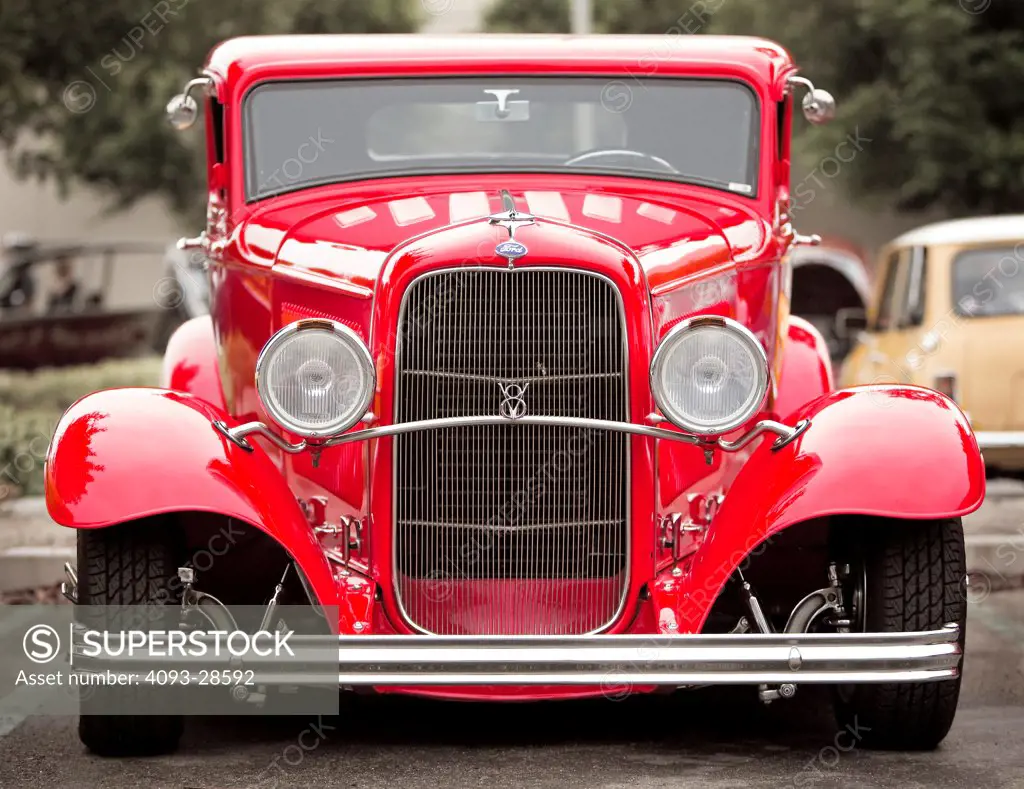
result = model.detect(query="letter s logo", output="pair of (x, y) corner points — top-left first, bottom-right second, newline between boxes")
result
(23, 625), (61, 664)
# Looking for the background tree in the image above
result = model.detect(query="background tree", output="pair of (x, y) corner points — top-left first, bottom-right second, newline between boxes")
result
(0, 0), (420, 223)
(485, 0), (1024, 215)
(485, 0), (707, 35)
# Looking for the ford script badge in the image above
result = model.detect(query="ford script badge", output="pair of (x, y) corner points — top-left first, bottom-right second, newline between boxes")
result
(495, 240), (528, 261)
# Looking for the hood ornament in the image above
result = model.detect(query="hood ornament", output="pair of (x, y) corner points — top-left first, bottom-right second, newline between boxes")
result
(489, 190), (535, 268)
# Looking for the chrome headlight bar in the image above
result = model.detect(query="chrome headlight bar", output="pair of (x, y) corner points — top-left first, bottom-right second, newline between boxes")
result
(214, 414), (808, 456)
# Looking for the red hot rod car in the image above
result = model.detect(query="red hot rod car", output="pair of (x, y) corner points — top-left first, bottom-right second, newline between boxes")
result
(46, 36), (984, 756)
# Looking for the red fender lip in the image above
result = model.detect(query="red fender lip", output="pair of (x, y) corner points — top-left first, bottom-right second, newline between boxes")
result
(45, 387), (340, 609)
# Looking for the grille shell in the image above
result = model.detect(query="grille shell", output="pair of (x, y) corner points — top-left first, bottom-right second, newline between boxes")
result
(392, 267), (630, 636)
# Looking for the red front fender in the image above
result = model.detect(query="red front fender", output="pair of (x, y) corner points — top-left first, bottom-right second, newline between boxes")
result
(673, 384), (985, 631)
(44, 388), (338, 607)
(161, 315), (226, 410)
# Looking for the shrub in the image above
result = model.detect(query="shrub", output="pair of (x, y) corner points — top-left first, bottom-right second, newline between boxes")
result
(0, 357), (161, 500)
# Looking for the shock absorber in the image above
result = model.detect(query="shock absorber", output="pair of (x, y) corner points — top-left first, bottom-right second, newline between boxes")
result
(736, 569), (797, 704)
(737, 569), (773, 635)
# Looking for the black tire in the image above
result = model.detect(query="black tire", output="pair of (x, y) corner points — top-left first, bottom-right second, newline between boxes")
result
(832, 517), (966, 750)
(77, 519), (184, 757)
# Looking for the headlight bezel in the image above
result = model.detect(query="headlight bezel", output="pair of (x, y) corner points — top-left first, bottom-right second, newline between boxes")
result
(649, 315), (770, 436)
(255, 319), (375, 439)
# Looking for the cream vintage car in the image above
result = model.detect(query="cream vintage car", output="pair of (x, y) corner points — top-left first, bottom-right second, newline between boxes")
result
(840, 215), (1024, 475)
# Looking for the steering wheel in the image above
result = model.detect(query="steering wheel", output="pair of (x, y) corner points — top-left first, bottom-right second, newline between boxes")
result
(564, 149), (678, 174)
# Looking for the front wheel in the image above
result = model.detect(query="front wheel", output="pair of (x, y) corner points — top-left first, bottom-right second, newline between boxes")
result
(831, 517), (966, 750)
(77, 519), (184, 756)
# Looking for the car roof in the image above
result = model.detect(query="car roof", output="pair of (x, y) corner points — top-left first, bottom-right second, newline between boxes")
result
(893, 215), (1024, 247)
(205, 34), (793, 85)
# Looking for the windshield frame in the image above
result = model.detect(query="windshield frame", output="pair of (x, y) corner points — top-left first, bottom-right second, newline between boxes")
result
(240, 75), (762, 204)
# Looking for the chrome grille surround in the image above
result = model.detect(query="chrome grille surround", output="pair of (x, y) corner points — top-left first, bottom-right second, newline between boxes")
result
(392, 267), (630, 636)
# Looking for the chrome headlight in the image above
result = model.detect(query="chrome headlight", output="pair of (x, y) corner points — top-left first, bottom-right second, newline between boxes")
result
(256, 320), (374, 438)
(650, 316), (769, 436)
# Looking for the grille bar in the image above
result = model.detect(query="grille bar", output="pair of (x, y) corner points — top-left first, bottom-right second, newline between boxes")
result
(401, 370), (624, 383)
(394, 268), (629, 635)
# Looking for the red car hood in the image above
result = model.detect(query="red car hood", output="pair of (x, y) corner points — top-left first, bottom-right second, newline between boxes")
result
(236, 174), (769, 295)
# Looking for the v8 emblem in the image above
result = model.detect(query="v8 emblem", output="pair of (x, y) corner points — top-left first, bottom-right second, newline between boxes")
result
(497, 382), (529, 420)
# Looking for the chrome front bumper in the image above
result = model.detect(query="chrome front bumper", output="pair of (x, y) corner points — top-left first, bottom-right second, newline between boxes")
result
(333, 627), (961, 685)
(73, 625), (961, 686)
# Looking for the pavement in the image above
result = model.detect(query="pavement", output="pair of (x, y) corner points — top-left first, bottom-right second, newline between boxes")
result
(964, 479), (1024, 594)
(0, 497), (73, 596)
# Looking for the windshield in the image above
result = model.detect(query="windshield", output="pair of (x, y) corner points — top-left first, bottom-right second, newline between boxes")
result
(243, 77), (760, 201)
(953, 246), (1024, 317)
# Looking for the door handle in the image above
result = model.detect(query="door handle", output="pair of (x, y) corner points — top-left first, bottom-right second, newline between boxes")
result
(177, 232), (207, 252)
(793, 232), (822, 247)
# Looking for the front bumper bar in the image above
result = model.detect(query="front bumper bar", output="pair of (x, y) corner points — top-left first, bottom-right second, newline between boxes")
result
(72, 625), (961, 686)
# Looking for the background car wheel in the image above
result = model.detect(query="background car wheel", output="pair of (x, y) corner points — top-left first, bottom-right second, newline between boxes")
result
(77, 519), (184, 757)
(831, 517), (966, 750)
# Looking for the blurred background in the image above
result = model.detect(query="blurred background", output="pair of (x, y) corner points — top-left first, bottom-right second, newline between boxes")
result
(0, 0), (1021, 584)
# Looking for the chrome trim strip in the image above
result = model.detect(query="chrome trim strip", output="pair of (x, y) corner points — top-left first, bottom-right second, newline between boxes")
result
(401, 369), (624, 384)
(974, 431), (1024, 450)
(213, 421), (307, 454)
(718, 418), (809, 452)
(72, 625), (961, 686)
(390, 266), (633, 636)
(398, 518), (624, 532)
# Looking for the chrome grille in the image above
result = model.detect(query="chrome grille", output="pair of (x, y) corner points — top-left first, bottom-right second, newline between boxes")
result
(394, 268), (629, 635)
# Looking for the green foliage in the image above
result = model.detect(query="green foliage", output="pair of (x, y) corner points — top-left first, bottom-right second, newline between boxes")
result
(485, 0), (569, 33)
(484, 0), (716, 34)
(0, 406), (59, 498)
(708, 0), (1024, 214)
(0, 357), (161, 497)
(485, 0), (1024, 215)
(0, 0), (421, 223)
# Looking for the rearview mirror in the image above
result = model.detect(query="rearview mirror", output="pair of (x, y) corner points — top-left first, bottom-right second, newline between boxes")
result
(166, 94), (198, 130)
(802, 89), (837, 125)
(475, 97), (530, 123)
(788, 76), (837, 125)
(166, 77), (212, 131)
